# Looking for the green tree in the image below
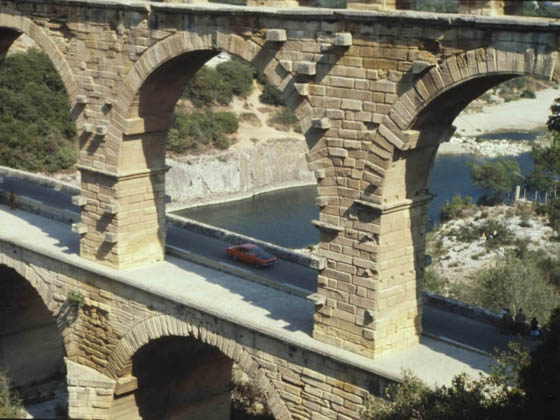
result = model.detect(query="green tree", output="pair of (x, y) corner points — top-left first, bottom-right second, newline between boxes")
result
(414, 0), (459, 13)
(468, 158), (523, 204)
(182, 66), (233, 107)
(469, 252), (560, 323)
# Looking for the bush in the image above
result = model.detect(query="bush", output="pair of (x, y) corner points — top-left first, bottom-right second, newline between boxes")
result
(167, 109), (238, 153)
(269, 107), (298, 129)
(259, 83), (285, 106)
(182, 66), (233, 107)
(521, 89), (536, 99)
(216, 60), (254, 97)
(468, 158), (523, 203)
(423, 268), (448, 295)
(440, 194), (473, 222)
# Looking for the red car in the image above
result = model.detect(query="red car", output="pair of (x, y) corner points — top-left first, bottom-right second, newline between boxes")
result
(226, 244), (277, 267)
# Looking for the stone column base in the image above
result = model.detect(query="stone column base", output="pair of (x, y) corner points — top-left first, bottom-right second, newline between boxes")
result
(66, 358), (116, 420)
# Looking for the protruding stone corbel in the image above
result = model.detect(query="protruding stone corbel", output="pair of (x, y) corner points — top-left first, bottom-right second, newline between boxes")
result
(104, 99), (113, 108)
(266, 29), (287, 42)
(294, 82), (309, 96)
(312, 118), (330, 130)
(82, 123), (93, 134)
(295, 61), (316, 76)
(104, 232), (118, 244)
(105, 202), (119, 215)
(71, 195), (87, 207)
(72, 223), (88, 235)
(114, 376), (138, 396)
(95, 125), (108, 137)
(333, 32), (352, 47)
(76, 95), (88, 104)
(315, 196), (329, 208)
(314, 169), (326, 180)
(307, 293), (327, 309)
(312, 220), (344, 233)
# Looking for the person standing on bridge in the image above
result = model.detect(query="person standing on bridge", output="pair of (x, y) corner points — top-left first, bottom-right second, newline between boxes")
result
(8, 191), (16, 210)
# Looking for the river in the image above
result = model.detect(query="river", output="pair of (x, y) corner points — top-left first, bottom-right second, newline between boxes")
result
(176, 134), (537, 249)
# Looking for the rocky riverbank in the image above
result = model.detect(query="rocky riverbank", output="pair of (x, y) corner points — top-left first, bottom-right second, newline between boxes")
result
(439, 88), (558, 157)
(427, 203), (558, 285)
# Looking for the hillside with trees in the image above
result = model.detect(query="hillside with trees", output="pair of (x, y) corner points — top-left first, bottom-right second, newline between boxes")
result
(0, 50), (76, 173)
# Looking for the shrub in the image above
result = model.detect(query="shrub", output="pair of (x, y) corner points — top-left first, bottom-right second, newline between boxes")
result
(468, 158), (523, 203)
(440, 194), (473, 222)
(269, 107), (298, 129)
(259, 83), (285, 106)
(182, 66), (233, 107)
(216, 60), (254, 97)
(521, 89), (536, 99)
(167, 109), (238, 152)
(423, 268), (448, 295)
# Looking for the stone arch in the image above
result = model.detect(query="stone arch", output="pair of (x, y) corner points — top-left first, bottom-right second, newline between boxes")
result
(0, 12), (78, 103)
(362, 46), (559, 201)
(106, 314), (292, 420)
(110, 29), (319, 171)
(0, 253), (61, 316)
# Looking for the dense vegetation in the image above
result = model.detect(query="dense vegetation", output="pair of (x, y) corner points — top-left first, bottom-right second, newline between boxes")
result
(363, 307), (560, 420)
(0, 50), (76, 172)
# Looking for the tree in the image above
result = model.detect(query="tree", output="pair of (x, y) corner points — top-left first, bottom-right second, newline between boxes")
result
(468, 158), (523, 204)
(470, 252), (560, 323)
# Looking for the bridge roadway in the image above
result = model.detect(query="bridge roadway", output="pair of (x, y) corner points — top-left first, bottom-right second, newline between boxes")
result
(0, 175), (525, 354)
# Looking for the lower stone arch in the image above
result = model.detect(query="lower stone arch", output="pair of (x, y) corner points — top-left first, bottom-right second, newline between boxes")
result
(0, 13), (78, 103)
(106, 314), (292, 420)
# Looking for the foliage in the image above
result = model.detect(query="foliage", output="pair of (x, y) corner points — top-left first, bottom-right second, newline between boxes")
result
(423, 268), (448, 295)
(67, 290), (85, 310)
(231, 366), (273, 420)
(167, 109), (238, 152)
(449, 218), (514, 249)
(216, 60), (254, 97)
(363, 308), (560, 420)
(517, 1), (560, 18)
(269, 107), (298, 130)
(468, 158), (523, 204)
(520, 89), (536, 99)
(182, 66), (233, 107)
(440, 194), (473, 222)
(0, 50), (76, 172)
(259, 83), (285, 106)
(414, 0), (458, 13)
(519, 308), (560, 418)
(0, 372), (24, 419)
(363, 370), (518, 420)
(469, 252), (560, 323)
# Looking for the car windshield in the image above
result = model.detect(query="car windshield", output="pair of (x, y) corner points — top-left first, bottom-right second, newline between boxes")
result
(249, 248), (272, 259)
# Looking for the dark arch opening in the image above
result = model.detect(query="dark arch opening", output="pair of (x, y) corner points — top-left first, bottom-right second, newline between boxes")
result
(111, 335), (242, 420)
(0, 264), (66, 410)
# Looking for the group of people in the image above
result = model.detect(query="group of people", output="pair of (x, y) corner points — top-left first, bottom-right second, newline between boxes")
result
(501, 308), (541, 337)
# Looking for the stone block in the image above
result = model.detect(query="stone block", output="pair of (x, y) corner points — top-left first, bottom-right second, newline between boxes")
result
(72, 223), (88, 235)
(266, 29), (287, 42)
(333, 33), (352, 47)
(296, 61), (317, 76)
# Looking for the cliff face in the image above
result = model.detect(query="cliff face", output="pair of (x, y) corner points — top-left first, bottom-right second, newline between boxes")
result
(166, 136), (315, 207)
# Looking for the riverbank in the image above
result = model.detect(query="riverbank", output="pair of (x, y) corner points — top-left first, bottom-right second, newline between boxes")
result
(439, 88), (558, 156)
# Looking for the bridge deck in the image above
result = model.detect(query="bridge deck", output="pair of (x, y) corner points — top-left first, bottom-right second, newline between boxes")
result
(0, 204), (494, 386)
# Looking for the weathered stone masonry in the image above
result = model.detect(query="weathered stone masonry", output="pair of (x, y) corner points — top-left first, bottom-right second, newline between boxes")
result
(0, 239), (396, 420)
(1, 3), (560, 413)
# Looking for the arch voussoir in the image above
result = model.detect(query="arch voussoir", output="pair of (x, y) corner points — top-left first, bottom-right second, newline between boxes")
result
(107, 314), (291, 420)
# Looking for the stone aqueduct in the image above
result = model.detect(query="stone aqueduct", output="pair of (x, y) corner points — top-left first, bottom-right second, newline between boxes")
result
(1, 0), (559, 418)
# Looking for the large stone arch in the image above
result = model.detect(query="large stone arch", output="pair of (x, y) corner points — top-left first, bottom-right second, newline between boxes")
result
(110, 29), (318, 171)
(363, 45), (559, 201)
(106, 314), (292, 420)
(0, 12), (78, 103)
